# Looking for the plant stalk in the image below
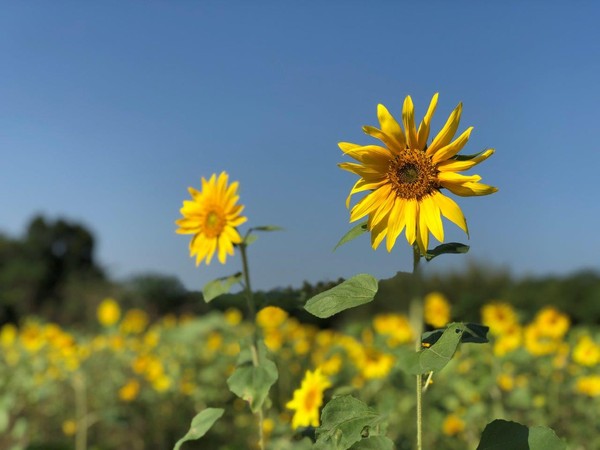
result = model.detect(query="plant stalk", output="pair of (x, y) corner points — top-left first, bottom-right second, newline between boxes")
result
(238, 243), (265, 450)
(410, 244), (424, 450)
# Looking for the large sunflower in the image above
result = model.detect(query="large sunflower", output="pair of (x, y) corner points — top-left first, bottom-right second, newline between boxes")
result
(339, 93), (497, 254)
(176, 171), (247, 265)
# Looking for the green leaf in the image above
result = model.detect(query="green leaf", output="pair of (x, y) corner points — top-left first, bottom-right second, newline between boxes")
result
(398, 323), (465, 375)
(173, 408), (224, 450)
(476, 420), (565, 450)
(243, 234), (259, 246)
(202, 272), (242, 302)
(316, 396), (386, 450)
(349, 436), (395, 450)
(334, 221), (368, 251)
(529, 426), (566, 450)
(452, 148), (493, 161)
(251, 225), (284, 232)
(304, 274), (378, 318)
(227, 340), (278, 413)
(424, 242), (469, 261)
(422, 322), (489, 346)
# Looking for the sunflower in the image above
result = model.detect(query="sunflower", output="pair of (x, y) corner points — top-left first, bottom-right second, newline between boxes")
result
(339, 93), (497, 254)
(176, 171), (247, 265)
(286, 368), (332, 429)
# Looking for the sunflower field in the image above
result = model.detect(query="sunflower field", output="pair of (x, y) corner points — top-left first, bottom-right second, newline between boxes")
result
(1, 295), (599, 450)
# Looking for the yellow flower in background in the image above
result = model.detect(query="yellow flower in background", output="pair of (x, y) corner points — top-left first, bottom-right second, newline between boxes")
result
(120, 309), (149, 334)
(524, 324), (559, 356)
(97, 298), (121, 327)
(286, 368), (332, 429)
(339, 93), (497, 254)
(576, 375), (600, 397)
(493, 323), (522, 357)
(119, 379), (141, 402)
(357, 348), (395, 380)
(176, 171), (247, 265)
(372, 313), (413, 345)
(533, 307), (570, 339)
(62, 419), (77, 436)
(442, 413), (465, 436)
(481, 302), (519, 335)
(0, 323), (17, 347)
(573, 335), (600, 367)
(256, 306), (288, 329)
(224, 308), (243, 326)
(424, 292), (451, 328)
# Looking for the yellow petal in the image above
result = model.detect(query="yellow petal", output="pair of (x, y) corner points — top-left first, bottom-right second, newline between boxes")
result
(437, 172), (482, 184)
(377, 104), (407, 149)
(369, 190), (396, 228)
(402, 96), (419, 149)
(404, 199), (418, 245)
(368, 212), (389, 250)
(426, 103), (462, 156)
(363, 126), (402, 154)
(432, 192), (468, 235)
(432, 127), (474, 165)
(417, 93), (439, 150)
(385, 198), (406, 252)
(420, 195), (444, 242)
(437, 149), (495, 172)
(418, 211), (429, 255)
(345, 178), (387, 208)
(350, 184), (392, 222)
(442, 181), (498, 197)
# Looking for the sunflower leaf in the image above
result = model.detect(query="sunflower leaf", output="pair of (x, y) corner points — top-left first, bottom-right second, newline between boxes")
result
(227, 340), (278, 413)
(397, 323), (465, 375)
(173, 408), (224, 450)
(315, 395), (386, 450)
(304, 274), (378, 318)
(422, 322), (489, 346)
(334, 221), (369, 251)
(424, 242), (469, 261)
(250, 225), (284, 232)
(452, 148), (493, 161)
(202, 272), (243, 302)
(476, 419), (566, 450)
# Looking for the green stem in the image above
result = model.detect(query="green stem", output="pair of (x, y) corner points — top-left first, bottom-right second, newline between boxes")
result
(410, 244), (423, 450)
(238, 243), (265, 450)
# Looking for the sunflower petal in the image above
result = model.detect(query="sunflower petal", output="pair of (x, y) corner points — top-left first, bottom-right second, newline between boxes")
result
(385, 198), (406, 252)
(432, 192), (469, 235)
(421, 195), (444, 242)
(437, 172), (482, 184)
(363, 126), (402, 154)
(437, 149), (495, 172)
(404, 199), (418, 245)
(432, 127), (474, 165)
(377, 104), (407, 149)
(427, 103), (462, 156)
(350, 184), (393, 222)
(417, 211), (429, 255)
(442, 181), (498, 197)
(402, 96), (419, 149)
(417, 93), (439, 150)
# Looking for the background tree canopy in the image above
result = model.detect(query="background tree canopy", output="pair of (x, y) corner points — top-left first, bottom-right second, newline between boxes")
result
(1, 215), (599, 327)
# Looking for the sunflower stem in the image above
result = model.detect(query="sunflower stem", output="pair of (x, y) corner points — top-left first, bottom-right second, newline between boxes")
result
(410, 244), (424, 450)
(238, 243), (265, 450)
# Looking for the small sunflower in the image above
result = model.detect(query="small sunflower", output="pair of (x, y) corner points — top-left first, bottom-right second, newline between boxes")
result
(286, 368), (332, 429)
(339, 93), (497, 254)
(176, 171), (247, 265)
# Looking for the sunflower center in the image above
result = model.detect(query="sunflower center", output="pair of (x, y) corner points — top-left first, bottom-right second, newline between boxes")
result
(303, 387), (318, 411)
(387, 149), (438, 200)
(203, 209), (225, 238)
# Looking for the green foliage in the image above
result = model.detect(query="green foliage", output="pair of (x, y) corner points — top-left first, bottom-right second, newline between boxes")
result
(227, 340), (278, 413)
(398, 323), (466, 375)
(173, 408), (224, 450)
(477, 419), (565, 450)
(304, 274), (378, 318)
(422, 323), (489, 346)
(334, 221), (368, 251)
(314, 396), (389, 450)
(202, 273), (243, 303)
(424, 243), (470, 261)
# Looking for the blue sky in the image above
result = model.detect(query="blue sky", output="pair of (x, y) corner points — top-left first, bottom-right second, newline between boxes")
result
(1, 2), (599, 291)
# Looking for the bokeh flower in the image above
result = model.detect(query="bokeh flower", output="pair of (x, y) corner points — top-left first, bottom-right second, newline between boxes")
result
(339, 93), (497, 254)
(286, 368), (331, 429)
(424, 292), (451, 328)
(575, 375), (600, 397)
(572, 335), (600, 367)
(176, 171), (247, 265)
(481, 302), (518, 335)
(97, 298), (121, 327)
(442, 413), (465, 436)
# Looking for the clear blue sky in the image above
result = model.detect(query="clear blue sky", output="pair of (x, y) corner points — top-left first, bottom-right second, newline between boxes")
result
(2, 2), (599, 291)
